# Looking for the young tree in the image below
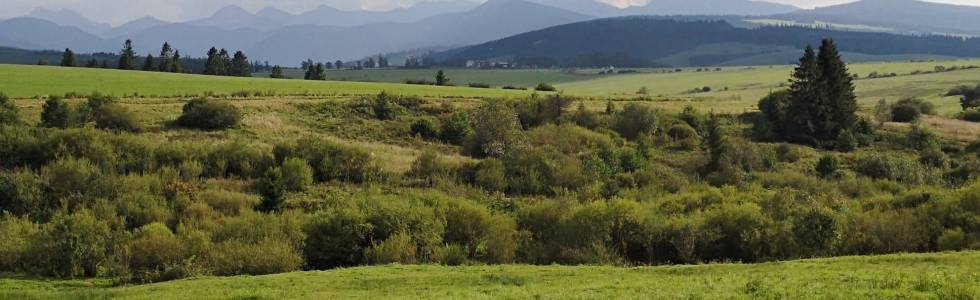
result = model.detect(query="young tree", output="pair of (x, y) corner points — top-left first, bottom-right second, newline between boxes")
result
(118, 39), (137, 70)
(335, 60), (343, 70)
(171, 50), (182, 73)
(786, 45), (821, 144)
(435, 70), (449, 86)
(305, 63), (325, 80)
(40, 96), (77, 128)
(60, 48), (75, 67)
(270, 65), (285, 79)
(141, 54), (155, 71)
(704, 113), (727, 172)
(157, 42), (173, 72)
(231, 51), (251, 77)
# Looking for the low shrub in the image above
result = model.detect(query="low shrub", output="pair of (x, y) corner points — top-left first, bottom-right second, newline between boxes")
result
(176, 99), (241, 130)
(468, 83), (491, 88)
(94, 104), (141, 132)
(612, 104), (658, 140)
(0, 93), (20, 125)
(410, 118), (439, 139)
(535, 83), (558, 92)
(439, 112), (471, 145)
(280, 157), (314, 192)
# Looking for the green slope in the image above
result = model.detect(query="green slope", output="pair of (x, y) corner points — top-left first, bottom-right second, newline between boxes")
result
(0, 64), (536, 99)
(2, 251), (978, 299)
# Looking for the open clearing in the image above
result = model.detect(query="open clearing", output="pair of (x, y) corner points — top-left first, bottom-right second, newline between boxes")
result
(2, 251), (977, 299)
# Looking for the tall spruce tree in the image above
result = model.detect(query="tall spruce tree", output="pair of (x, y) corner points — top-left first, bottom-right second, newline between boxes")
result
(217, 49), (231, 76)
(60, 48), (75, 67)
(157, 42), (173, 72)
(118, 39), (137, 70)
(231, 51), (251, 77)
(142, 54), (155, 71)
(817, 39), (857, 144)
(763, 39), (859, 149)
(204, 47), (219, 75)
(786, 45), (821, 144)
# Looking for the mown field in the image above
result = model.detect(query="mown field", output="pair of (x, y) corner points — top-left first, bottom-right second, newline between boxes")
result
(0, 65), (536, 99)
(3, 251), (978, 299)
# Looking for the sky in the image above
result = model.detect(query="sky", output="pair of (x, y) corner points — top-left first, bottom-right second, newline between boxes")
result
(2, 0), (980, 26)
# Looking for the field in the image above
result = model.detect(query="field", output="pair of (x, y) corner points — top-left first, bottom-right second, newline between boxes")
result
(2, 56), (980, 299)
(3, 251), (978, 299)
(0, 65), (536, 99)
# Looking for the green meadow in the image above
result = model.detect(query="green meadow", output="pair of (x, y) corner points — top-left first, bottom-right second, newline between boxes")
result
(2, 251), (978, 299)
(0, 64), (536, 99)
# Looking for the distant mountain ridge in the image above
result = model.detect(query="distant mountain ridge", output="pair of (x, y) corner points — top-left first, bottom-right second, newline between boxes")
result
(442, 17), (980, 67)
(0, 0), (591, 64)
(768, 0), (980, 36)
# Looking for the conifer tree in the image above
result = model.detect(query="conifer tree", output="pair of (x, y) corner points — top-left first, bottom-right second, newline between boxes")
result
(435, 70), (449, 86)
(270, 65), (285, 79)
(817, 39), (857, 144)
(60, 48), (75, 67)
(157, 42), (173, 72)
(142, 54), (155, 71)
(118, 39), (137, 70)
(231, 51), (251, 77)
(204, 47), (219, 75)
(172, 50), (182, 73)
(786, 45), (821, 144)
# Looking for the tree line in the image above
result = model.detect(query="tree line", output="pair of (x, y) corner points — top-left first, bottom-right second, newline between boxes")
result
(55, 40), (253, 77)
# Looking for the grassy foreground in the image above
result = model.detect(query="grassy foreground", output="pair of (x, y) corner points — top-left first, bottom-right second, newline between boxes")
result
(2, 252), (978, 299)
(0, 65), (535, 99)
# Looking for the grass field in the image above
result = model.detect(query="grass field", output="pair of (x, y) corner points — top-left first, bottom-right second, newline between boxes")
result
(265, 68), (602, 88)
(0, 65), (537, 99)
(2, 251), (977, 299)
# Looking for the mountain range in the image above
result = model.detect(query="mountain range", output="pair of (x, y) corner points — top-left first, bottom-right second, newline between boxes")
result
(3, 0), (980, 66)
(443, 17), (980, 67)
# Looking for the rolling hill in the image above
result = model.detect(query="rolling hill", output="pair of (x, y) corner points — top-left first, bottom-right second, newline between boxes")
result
(442, 17), (980, 67)
(767, 0), (980, 36)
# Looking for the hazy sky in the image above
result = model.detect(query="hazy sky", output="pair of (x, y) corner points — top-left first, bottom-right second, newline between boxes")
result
(3, 0), (980, 26)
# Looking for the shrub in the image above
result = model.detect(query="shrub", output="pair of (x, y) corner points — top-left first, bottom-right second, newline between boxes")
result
(468, 83), (491, 88)
(29, 209), (112, 278)
(473, 158), (507, 192)
(571, 103), (600, 129)
(41, 157), (101, 208)
(890, 103), (922, 123)
(410, 118), (439, 139)
(0, 214), (40, 272)
(371, 91), (403, 121)
(906, 125), (940, 151)
(612, 103), (658, 140)
(835, 130), (858, 152)
(959, 110), (980, 122)
(80, 93), (116, 122)
(854, 153), (927, 183)
(776, 143), (804, 163)
(94, 104), (141, 132)
(198, 189), (260, 216)
(364, 231), (417, 265)
(256, 168), (286, 212)
(535, 83), (558, 92)
(937, 228), (967, 251)
(176, 99), (241, 130)
(304, 210), (373, 269)
(0, 170), (44, 217)
(439, 112), (471, 145)
(208, 239), (303, 276)
(40, 96), (80, 129)
(124, 223), (190, 283)
(280, 157), (314, 192)
(0, 92), (20, 125)
(407, 150), (453, 185)
(816, 154), (840, 179)
(668, 123), (700, 150)
(515, 95), (571, 129)
(276, 138), (380, 183)
(465, 102), (525, 158)
(444, 203), (491, 257)
(434, 244), (469, 266)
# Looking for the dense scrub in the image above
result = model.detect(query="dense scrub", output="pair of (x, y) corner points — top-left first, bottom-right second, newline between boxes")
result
(0, 88), (978, 285)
